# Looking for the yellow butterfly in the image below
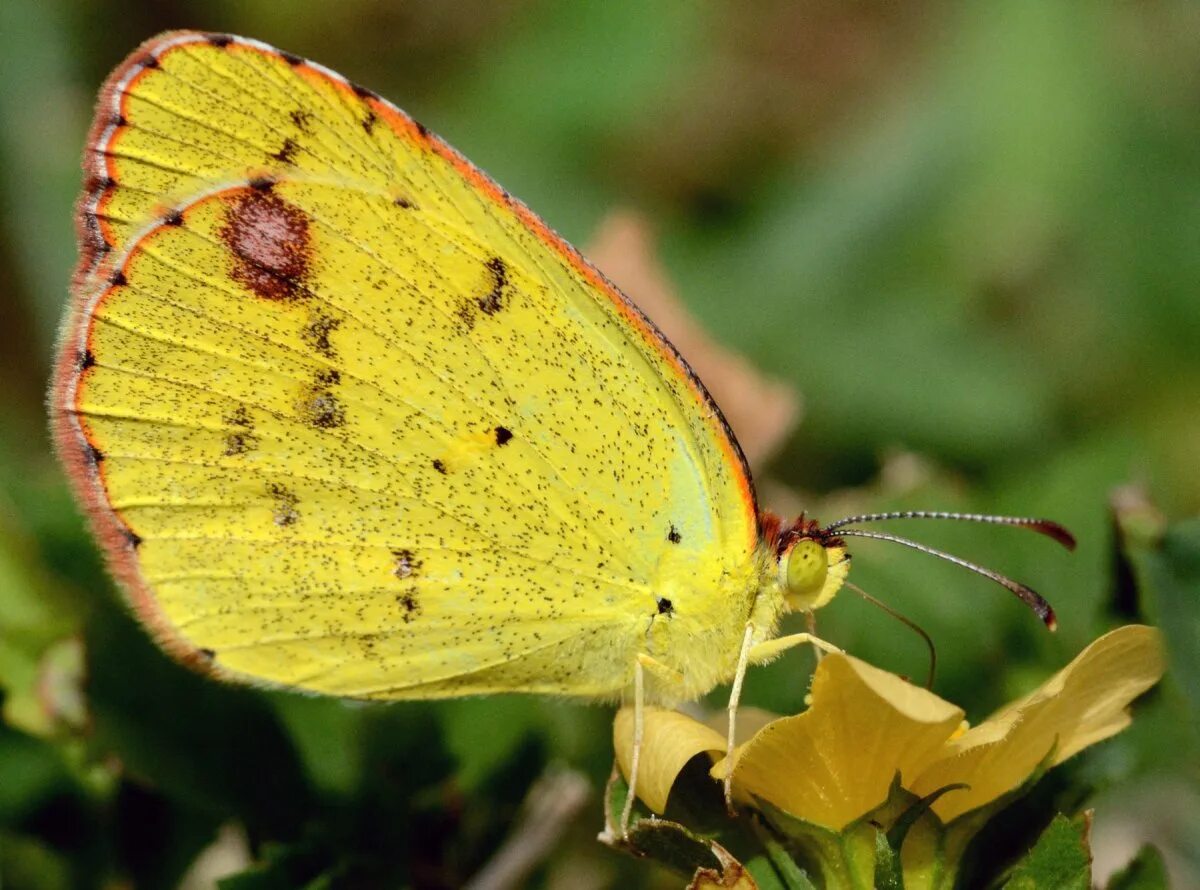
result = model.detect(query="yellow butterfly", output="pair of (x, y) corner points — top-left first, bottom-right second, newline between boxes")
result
(51, 32), (1071, 832)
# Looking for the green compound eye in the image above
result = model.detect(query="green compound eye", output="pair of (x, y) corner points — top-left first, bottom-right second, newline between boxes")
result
(784, 538), (828, 606)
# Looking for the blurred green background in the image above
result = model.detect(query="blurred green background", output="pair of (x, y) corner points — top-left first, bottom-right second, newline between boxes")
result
(1, 1), (1197, 887)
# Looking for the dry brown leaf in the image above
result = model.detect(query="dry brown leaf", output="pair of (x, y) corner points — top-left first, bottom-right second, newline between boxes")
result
(686, 841), (758, 890)
(586, 210), (800, 467)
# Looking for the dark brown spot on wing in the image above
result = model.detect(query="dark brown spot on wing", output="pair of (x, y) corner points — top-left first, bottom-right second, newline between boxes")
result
(271, 137), (299, 164)
(456, 299), (476, 332)
(494, 426), (513, 446)
(668, 524), (681, 544)
(289, 109), (313, 134)
(223, 433), (257, 456)
(398, 590), (421, 623)
(297, 368), (344, 429)
(478, 256), (507, 315)
(227, 405), (254, 428)
(362, 110), (377, 135)
(223, 407), (259, 456)
(219, 189), (312, 302)
(392, 549), (421, 579)
(301, 312), (341, 359)
(266, 482), (299, 527)
(432, 458), (447, 475)
(455, 257), (510, 331)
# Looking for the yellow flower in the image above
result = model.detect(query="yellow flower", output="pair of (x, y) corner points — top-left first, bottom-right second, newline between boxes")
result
(614, 625), (1164, 888)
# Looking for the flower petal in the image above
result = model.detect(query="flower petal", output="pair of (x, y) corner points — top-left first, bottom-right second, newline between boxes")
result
(715, 653), (964, 831)
(911, 624), (1165, 822)
(614, 706), (728, 814)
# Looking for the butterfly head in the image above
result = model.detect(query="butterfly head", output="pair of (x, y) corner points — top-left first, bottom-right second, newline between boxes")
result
(775, 517), (849, 612)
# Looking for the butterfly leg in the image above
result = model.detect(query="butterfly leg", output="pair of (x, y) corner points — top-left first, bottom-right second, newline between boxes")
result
(806, 610), (824, 664)
(619, 654), (684, 836)
(619, 658), (643, 837)
(723, 624), (756, 814)
(747, 631), (842, 665)
(722, 627), (844, 812)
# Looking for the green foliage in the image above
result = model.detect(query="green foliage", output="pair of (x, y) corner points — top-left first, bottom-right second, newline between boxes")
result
(1106, 846), (1170, 890)
(0, 1), (1197, 886)
(1002, 814), (1092, 890)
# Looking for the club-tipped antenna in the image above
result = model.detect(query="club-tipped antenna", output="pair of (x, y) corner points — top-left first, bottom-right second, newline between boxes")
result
(823, 511), (1076, 551)
(845, 580), (937, 689)
(831, 528), (1058, 630)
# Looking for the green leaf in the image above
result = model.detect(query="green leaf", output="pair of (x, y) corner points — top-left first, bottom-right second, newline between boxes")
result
(0, 511), (82, 737)
(1106, 845), (1170, 890)
(1124, 515), (1200, 725)
(216, 840), (332, 890)
(625, 819), (722, 876)
(750, 820), (818, 890)
(1002, 813), (1092, 890)
(872, 827), (903, 890)
(84, 604), (312, 836)
(0, 831), (73, 890)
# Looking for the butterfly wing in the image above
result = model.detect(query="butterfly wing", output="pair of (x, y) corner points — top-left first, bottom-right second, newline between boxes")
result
(53, 32), (762, 700)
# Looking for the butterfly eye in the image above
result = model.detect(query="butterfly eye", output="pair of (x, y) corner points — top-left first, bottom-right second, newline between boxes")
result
(781, 538), (829, 609)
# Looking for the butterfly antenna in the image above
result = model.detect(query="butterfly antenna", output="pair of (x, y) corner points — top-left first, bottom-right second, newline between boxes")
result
(845, 580), (937, 689)
(831, 528), (1058, 630)
(823, 511), (1076, 551)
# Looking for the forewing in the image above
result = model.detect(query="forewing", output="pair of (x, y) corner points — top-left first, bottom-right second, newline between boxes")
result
(53, 32), (759, 699)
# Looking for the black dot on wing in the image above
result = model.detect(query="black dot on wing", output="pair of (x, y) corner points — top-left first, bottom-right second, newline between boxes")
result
(656, 596), (674, 615)
(86, 443), (105, 466)
(123, 527), (143, 549)
(281, 51), (304, 67)
(495, 426), (513, 446)
(668, 524), (682, 544)
(432, 458), (447, 475)
(206, 34), (233, 48)
(248, 176), (276, 192)
(140, 54), (159, 70)
(80, 349), (96, 371)
(110, 270), (127, 287)
(163, 209), (184, 227)
(362, 110), (377, 135)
